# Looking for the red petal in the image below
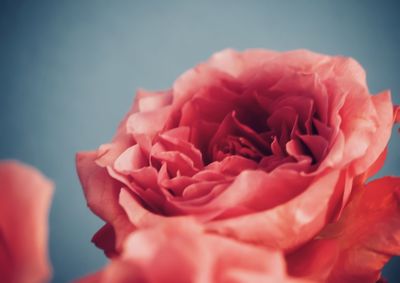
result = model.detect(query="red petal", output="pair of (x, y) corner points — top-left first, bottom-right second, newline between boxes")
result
(286, 239), (338, 281)
(394, 105), (400, 123)
(321, 177), (400, 283)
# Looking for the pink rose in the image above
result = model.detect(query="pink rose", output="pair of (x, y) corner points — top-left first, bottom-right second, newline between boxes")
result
(77, 49), (395, 256)
(0, 161), (53, 283)
(76, 219), (311, 283)
(77, 49), (399, 283)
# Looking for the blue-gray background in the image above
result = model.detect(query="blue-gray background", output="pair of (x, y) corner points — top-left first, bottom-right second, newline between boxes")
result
(1, 0), (399, 282)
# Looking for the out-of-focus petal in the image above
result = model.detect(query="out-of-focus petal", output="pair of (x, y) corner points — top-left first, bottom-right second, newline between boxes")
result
(75, 219), (313, 283)
(0, 161), (53, 283)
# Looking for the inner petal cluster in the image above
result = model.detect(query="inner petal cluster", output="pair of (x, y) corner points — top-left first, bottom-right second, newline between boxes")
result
(175, 77), (333, 174)
(113, 69), (340, 219)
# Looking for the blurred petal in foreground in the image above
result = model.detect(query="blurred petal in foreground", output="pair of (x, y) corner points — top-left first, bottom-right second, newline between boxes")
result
(76, 218), (312, 283)
(0, 161), (54, 283)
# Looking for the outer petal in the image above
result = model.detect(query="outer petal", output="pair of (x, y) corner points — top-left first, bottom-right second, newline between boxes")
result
(321, 177), (400, 283)
(96, 90), (172, 168)
(183, 169), (312, 218)
(286, 239), (339, 282)
(205, 169), (342, 251)
(208, 48), (278, 78)
(349, 91), (394, 175)
(75, 219), (312, 283)
(118, 188), (166, 228)
(286, 177), (400, 283)
(76, 151), (135, 255)
(394, 105), (400, 123)
(0, 161), (53, 283)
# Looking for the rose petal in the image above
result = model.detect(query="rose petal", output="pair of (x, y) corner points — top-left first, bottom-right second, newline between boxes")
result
(96, 97), (137, 168)
(114, 144), (148, 174)
(321, 177), (400, 283)
(394, 105), (400, 123)
(205, 169), (312, 217)
(126, 106), (171, 138)
(75, 219), (311, 283)
(0, 161), (53, 283)
(76, 151), (135, 255)
(205, 169), (341, 251)
(135, 89), (172, 112)
(298, 135), (329, 164)
(350, 90), (394, 175)
(208, 48), (278, 78)
(158, 127), (204, 169)
(287, 177), (400, 283)
(119, 188), (166, 228)
(286, 239), (338, 281)
(172, 61), (235, 109)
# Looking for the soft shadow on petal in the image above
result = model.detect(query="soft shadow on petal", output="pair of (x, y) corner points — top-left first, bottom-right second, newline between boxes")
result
(118, 188), (167, 228)
(286, 239), (339, 282)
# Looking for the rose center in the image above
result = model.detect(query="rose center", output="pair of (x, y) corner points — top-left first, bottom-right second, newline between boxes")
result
(212, 135), (264, 162)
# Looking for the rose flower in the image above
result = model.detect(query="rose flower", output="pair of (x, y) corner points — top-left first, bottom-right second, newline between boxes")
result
(77, 49), (399, 282)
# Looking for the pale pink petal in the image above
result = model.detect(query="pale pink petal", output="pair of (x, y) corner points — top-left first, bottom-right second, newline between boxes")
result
(208, 48), (278, 78)
(113, 145), (148, 174)
(126, 106), (172, 138)
(135, 89), (172, 112)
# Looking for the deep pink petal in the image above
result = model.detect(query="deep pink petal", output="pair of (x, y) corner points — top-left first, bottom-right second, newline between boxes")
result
(76, 151), (135, 255)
